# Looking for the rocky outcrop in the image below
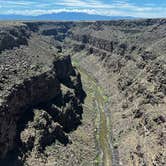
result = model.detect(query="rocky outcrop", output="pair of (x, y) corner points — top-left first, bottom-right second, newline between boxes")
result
(0, 69), (60, 158)
(0, 23), (86, 163)
(20, 109), (68, 152)
(23, 19), (166, 165)
(59, 19), (166, 166)
(1, 19), (166, 165)
(0, 23), (30, 52)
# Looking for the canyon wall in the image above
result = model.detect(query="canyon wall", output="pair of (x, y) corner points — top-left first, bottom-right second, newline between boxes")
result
(0, 19), (166, 165)
(60, 19), (166, 166)
(0, 22), (86, 164)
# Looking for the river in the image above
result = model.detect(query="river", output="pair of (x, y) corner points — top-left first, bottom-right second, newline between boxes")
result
(73, 60), (115, 166)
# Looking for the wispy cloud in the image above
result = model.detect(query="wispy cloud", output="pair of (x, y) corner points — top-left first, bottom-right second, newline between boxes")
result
(0, 0), (166, 18)
(1, 0), (36, 6)
(55, 0), (113, 8)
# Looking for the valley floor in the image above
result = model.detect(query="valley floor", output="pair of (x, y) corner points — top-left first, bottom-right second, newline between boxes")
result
(72, 57), (119, 166)
(46, 57), (117, 166)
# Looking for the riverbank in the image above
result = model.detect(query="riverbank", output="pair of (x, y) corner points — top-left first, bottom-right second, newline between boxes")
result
(73, 59), (115, 166)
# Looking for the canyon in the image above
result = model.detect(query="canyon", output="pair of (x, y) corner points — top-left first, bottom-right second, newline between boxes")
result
(0, 19), (166, 165)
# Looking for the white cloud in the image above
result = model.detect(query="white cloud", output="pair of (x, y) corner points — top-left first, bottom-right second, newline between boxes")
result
(1, 0), (35, 5)
(54, 0), (166, 13)
(0, 0), (166, 18)
(55, 0), (122, 9)
(2, 8), (166, 18)
(1, 8), (98, 16)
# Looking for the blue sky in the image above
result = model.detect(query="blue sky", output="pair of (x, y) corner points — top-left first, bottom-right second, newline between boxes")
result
(0, 0), (166, 18)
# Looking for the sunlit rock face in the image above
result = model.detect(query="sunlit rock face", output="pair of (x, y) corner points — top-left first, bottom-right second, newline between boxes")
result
(52, 19), (166, 166)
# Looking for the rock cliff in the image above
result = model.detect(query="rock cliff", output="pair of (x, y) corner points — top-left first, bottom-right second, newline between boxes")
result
(59, 19), (166, 166)
(1, 19), (166, 165)
(0, 22), (85, 165)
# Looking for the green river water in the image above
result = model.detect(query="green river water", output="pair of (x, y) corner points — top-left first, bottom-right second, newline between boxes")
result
(73, 60), (113, 166)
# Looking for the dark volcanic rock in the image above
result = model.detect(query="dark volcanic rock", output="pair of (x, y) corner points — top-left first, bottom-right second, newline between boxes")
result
(55, 18), (166, 166)
(0, 24), (30, 52)
(0, 23), (86, 161)
(20, 109), (69, 152)
(1, 19), (166, 166)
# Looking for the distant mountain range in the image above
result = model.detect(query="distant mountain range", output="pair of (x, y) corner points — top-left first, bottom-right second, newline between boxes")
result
(0, 12), (135, 21)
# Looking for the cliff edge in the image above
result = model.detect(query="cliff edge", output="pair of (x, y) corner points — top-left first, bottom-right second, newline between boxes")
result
(0, 22), (86, 165)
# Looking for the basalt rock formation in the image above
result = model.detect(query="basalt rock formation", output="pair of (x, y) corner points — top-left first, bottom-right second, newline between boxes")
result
(0, 22), (86, 165)
(0, 23), (30, 53)
(63, 19), (166, 166)
(0, 19), (166, 165)
(34, 19), (166, 165)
